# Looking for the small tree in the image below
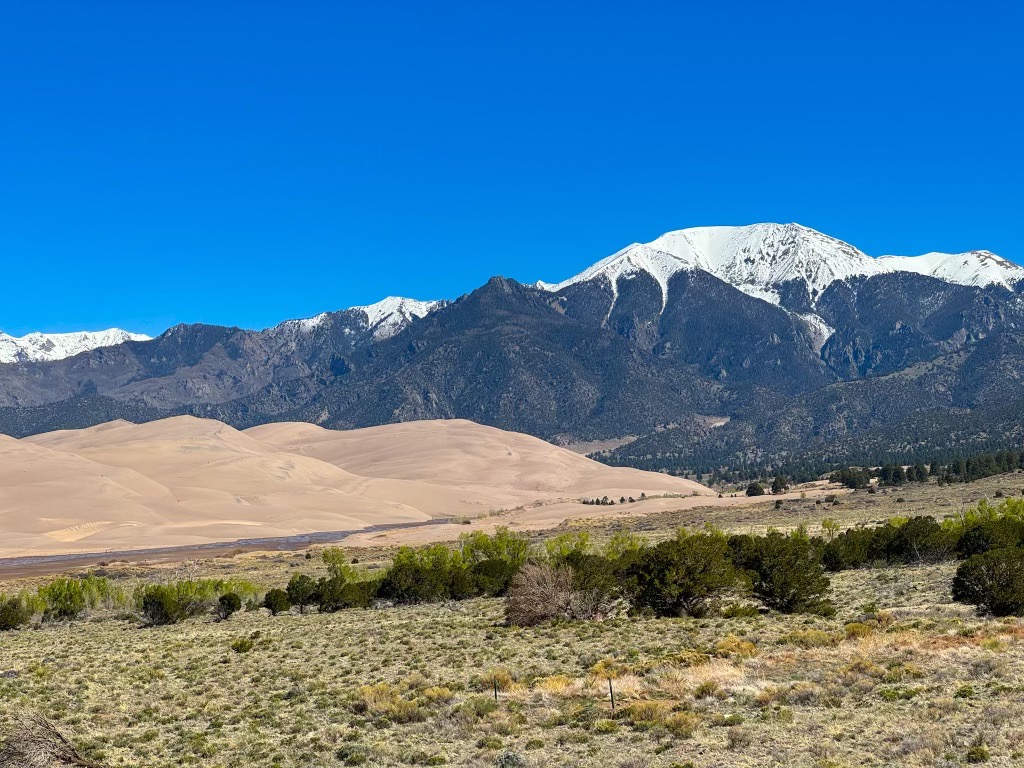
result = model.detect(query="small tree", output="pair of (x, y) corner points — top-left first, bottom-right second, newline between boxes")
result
(286, 574), (318, 614)
(732, 531), (833, 614)
(321, 548), (356, 581)
(378, 545), (469, 604)
(217, 592), (242, 621)
(627, 531), (735, 617)
(745, 482), (765, 497)
(263, 588), (291, 616)
(470, 559), (520, 597)
(953, 548), (1024, 616)
(771, 475), (789, 494)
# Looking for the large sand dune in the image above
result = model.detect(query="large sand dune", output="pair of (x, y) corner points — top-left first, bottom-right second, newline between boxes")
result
(0, 416), (711, 557)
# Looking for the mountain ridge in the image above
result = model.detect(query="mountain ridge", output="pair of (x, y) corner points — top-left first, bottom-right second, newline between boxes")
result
(1, 222), (1022, 477)
(5, 223), (1019, 364)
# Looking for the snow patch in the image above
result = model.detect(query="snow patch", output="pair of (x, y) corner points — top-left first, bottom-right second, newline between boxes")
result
(796, 313), (835, 353)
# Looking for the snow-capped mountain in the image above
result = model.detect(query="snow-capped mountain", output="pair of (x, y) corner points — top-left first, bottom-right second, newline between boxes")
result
(0, 328), (151, 364)
(351, 296), (445, 340)
(541, 223), (1023, 308)
(273, 297), (444, 341)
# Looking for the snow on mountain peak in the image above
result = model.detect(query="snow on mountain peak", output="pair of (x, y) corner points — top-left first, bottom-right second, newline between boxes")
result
(877, 250), (1024, 290)
(0, 328), (151, 364)
(544, 223), (1023, 304)
(350, 296), (443, 339)
(271, 297), (444, 340)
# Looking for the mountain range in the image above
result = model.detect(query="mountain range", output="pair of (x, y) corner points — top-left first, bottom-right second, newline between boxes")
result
(2, 223), (1022, 475)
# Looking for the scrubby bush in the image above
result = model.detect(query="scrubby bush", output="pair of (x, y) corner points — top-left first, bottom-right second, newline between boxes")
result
(140, 585), (187, 626)
(217, 592), (242, 620)
(745, 482), (765, 497)
(37, 574), (126, 620)
(460, 527), (529, 569)
(830, 467), (871, 489)
(882, 516), (954, 563)
(952, 547), (1024, 616)
(627, 531), (735, 617)
(730, 530), (833, 614)
(134, 579), (248, 625)
(0, 713), (97, 767)
(957, 519), (1023, 557)
(38, 578), (88, 620)
(822, 526), (876, 570)
(263, 588), (291, 615)
(543, 531), (592, 563)
(378, 545), (471, 603)
(470, 558), (520, 597)
(0, 595), (32, 631)
(505, 562), (573, 626)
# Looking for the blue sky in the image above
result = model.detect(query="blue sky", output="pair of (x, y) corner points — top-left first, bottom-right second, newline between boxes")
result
(2, 1), (1021, 336)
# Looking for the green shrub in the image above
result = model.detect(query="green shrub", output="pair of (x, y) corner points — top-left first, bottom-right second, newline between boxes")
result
(140, 585), (187, 626)
(882, 516), (954, 563)
(953, 548), (1024, 616)
(493, 752), (527, 767)
(38, 578), (88, 620)
(230, 637), (254, 653)
(286, 573), (318, 614)
(822, 527), (876, 570)
(379, 545), (470, 604)
(263, 588), (291, 615)
(319, 575), (380, 611)
(0, 595), (32, 630)
(470, 559), (520, 597)
(217, 592), (242, 620)
(322, 547), (357, 581)
(336, 744), (369, 765)
(745, 483), (765, 497)
(543, 532), (592, 563)
(730, 530), (833, 614)
(459, 527), (529, 569)
(627, 531), (735, 617)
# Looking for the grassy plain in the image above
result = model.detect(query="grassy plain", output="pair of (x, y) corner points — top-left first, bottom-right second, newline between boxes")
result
(2, 472), (1023, 767)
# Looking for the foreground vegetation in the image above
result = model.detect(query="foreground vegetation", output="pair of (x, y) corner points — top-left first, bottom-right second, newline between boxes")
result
(2, 475), (1024, 766)
(3, 563), (1024, 767)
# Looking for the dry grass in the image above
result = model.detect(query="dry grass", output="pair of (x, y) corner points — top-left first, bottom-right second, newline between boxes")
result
(1, 473), (1023, 766)
(1, 562), (1023, 766)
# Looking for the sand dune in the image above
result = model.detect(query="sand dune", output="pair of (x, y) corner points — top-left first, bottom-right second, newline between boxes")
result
(0, 416), (710, 557)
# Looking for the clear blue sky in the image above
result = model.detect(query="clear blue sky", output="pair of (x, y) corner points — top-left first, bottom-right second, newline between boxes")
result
(2, 2), (1021, 336)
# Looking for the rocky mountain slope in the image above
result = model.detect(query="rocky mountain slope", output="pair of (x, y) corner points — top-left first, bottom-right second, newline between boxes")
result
(1, 224), (1021, 473)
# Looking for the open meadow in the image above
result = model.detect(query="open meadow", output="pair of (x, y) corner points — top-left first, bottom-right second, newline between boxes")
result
(2, 473), (1024, 767)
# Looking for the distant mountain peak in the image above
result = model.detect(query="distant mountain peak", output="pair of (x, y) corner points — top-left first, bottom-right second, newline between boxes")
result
(0, 328), (151, 364)
(542, 223), (1023, 305)
(272, 296), (444, 341)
